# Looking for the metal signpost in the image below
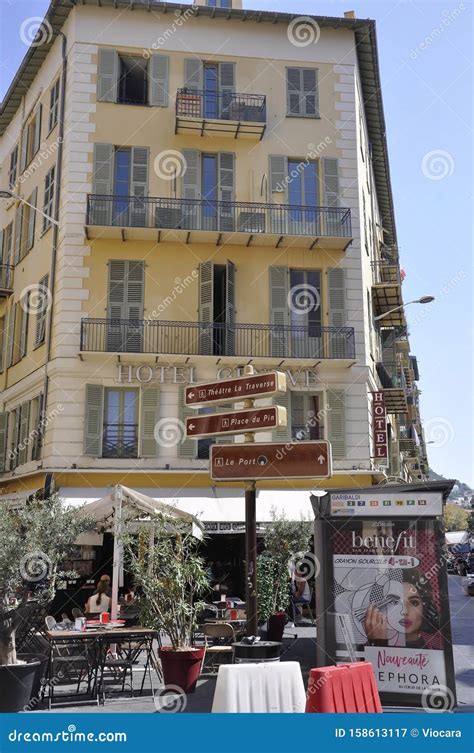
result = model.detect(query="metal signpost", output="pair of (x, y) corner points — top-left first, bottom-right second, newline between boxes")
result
(185, 365), (332, 638)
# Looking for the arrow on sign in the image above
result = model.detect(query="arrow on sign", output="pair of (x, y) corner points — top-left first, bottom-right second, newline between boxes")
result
(188, 392), (195, 400)
(188, 424), (196, 431)
(318, 455), (325, 464)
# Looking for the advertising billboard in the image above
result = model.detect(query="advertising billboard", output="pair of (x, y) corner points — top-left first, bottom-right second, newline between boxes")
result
(324, 513), (456, 708)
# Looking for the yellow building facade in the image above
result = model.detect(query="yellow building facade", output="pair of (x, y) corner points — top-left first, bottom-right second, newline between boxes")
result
(0, 0), (428, 525)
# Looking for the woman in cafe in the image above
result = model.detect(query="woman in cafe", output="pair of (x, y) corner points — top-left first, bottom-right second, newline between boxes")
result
(85, 579), (111, 615)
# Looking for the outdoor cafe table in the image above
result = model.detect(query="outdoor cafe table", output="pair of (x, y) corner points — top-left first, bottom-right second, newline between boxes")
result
(46, 627), (160, 706)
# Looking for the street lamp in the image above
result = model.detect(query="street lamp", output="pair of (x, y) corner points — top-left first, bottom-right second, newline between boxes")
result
(374, 296), (435, 322)
(0, 188), (59, 227)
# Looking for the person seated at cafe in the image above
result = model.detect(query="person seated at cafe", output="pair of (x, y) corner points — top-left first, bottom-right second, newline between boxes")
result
(99, 573), (112, 597)
(290, 565), (311, 625)
(85, 580), (110, 615)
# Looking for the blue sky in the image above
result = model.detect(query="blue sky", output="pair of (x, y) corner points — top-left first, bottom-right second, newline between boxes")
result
(1, 0), (472, 485)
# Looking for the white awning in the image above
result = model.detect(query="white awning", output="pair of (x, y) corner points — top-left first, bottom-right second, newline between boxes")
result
(59, 486), (314, 524)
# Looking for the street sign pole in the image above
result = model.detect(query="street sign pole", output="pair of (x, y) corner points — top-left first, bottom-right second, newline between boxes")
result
(242, 365), (258, 638)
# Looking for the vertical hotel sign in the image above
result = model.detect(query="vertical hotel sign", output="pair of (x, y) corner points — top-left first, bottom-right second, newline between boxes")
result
(372, 391), (388, 467)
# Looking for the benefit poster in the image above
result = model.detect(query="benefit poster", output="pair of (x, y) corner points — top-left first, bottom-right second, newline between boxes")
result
(326, 517), (456, 708)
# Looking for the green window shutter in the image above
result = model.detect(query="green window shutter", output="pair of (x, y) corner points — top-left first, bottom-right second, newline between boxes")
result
(323, 158), (339, 207)
(26, 188), (37, 251)
(92, 143), (114, 225)
(199, 261), (214, 355)
(97, 48), (118, 102)
(178, 385), (196, 459)
(84, 384), (104, 456)
(107, 260), (144, 351)
(0, 317), (4, 373)
(184, 58), (203, 92)
(4, 223), (13, 266)
(302, 68), (318, 116)
(130, 147), (149, 227)
(20, 128), (28, 172)
(14, 204), (23, 263)
(218, 152), (235, 231)
(182, 149), (200, 229)
(140, 386), (160, 457)
(269, 154), (288, 194)
(328, 267), (347, 358)
(126, 261), (145, 319)
(20, 293), (29, 358)
(273, 389), (291, 442)
(327, 389), (346, 460)
(225, 260), (235, 356)
(269, 266), (289, 358)
(35, 274), (48, 346)
(287, 67), (302, 115)
(18, 401), (31, 465)
(107, 260), (127, 319)
(0, 412), (7, 472)
(6, 305), (15, 367)
(219, 62), (235, 116)
(149, 54), (169, 106)
(33, 106), (42, 156)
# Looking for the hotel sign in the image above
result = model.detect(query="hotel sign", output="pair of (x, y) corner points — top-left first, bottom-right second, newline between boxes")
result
(372, 390), (388, 466)
(116, 363), (318, 387)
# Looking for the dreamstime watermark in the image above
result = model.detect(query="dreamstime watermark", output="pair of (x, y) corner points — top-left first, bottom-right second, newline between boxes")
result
(19, 17), (53, 48)
(287, 16), (321, 47)
(8, 404), (64, 464)
(274, 138), (332, 193)
(8, 726), (127, 744)
(20, 283), (53, 316)
(154, 149), (187, 181)
(153, 684), (187, 712)
(288, 551), (321, 580)
(22, 671), (65, 712)
(421, 683), (455, 712)
(19, 551), (52, 582)
(145, 272), (198, 321)
(422, 417), (455, 448)
(154, 418), (186, 448)
(18, 138), (63, 184)
(143, 7), (197, 58)
(410, 4), (466, 59)
(288, 284), (321, 317)
(421, 149), (454, 180)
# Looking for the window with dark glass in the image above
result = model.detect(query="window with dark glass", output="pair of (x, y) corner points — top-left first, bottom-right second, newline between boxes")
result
(102, 388), (138, 458)
(203, 63), (219, 118)
(49, 79), (60, 132)
(291, 393), (323, 441)
(9, 146), (18, 189)
(118, 56), (148, 105)
(207, 0), (232, 7)
(43, 166), (55, 232)
(289, 269), (321, 334)
(288, 160), (318, 232)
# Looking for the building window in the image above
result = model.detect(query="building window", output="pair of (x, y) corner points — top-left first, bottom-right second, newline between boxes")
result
(207, 0), (232, 8)
(34, 275), (49, 347)
(0, 316), (5, 374)
(8, 407), (21, 470)
(48, 79), (60, 132)
(1, 222), (13, 266)
(118, 56), (148, 105)
(289, 268), (321, 332)
(286, 67), (319, 117)
(22, 107), (42, 169)
(291, 393), (324, 441)
(43, 166), (55, 232)
(9, 146), (18, 189)
(30, 395), (43, 461)
(102, 388), (138, 458)
(10, 297), (29, 365)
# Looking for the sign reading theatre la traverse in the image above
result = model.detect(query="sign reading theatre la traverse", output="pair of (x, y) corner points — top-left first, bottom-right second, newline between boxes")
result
(324, 490), (456, 709)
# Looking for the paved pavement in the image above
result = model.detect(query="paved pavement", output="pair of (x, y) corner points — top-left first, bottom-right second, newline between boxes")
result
(44, 575), (473, 714)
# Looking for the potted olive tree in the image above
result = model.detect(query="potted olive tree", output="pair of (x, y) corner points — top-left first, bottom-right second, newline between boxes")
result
(124, 512), (209, 694)
(0, 495), (94, 712)
(257, 512), (312, 640)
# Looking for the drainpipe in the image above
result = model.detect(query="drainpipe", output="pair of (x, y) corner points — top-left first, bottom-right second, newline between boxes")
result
(40, 31), (67, 459)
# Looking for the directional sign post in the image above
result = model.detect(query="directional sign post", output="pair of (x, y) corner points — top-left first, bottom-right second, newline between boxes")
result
(210, 441), (332, 481)
(185, 406), (286, 439)
(185, 371), (286, 408)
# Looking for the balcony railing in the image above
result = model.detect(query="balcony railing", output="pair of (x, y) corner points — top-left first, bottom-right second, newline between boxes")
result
(102, 422), (138, 459)
(0, 264), (14, 296)
(371, 260), (401, 286)
(376, 361), (407, 390)
(86, 195), (352, 239)
(176, 89), (266, 123)
(80, 319), (356, 360)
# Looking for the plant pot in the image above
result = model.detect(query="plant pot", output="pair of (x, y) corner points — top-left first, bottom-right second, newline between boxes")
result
(0, 657), (41, 712)
(158, 647), (205, 694)
(267, 612), (287, 642)
(17, 653), (49, 705)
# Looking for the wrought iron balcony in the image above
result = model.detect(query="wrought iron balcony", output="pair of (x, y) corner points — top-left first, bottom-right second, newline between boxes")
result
(175, 89), (266, 139)
(102, 422), (138, 459)
(376, 361), (408, 414)
(0, 264), (14, 298)
(80, 319), (356, 361)
(86, 196), (352, 250)
(371, 260), (403, 325)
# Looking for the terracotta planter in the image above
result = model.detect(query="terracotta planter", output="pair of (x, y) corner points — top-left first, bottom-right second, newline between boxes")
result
(158, 646), (205, 694)
(267, 611), (287, 642)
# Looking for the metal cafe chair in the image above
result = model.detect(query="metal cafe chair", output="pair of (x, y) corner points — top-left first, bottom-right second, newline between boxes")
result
(201, 623), (236, 675)
(45, 631), (95, 708)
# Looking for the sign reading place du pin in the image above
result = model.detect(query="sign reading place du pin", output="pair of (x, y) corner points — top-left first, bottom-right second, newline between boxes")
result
(186, 406), (286, 440)
(185, 371), (286, 408)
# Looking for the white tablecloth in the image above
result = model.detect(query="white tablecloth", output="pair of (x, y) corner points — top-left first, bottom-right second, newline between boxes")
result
(211, 662), (306, 713)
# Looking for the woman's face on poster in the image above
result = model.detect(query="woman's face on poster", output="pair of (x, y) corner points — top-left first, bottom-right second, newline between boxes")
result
(384, 580), (424, 636)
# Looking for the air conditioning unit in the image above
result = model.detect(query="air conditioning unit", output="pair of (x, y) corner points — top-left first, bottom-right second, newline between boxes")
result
(238, 211), (265, 233)
(155, 207), (183, 229)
